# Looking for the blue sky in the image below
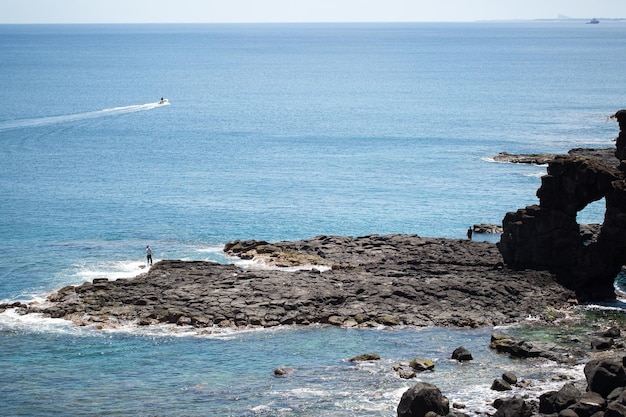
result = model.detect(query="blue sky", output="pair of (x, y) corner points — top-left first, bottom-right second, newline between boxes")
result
(1, 0), (624, 24)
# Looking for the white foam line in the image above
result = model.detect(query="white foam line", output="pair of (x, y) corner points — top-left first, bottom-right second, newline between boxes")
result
(232, 257), (332, 272)
(0, 101), (167, 132)
(0, 305), (307, 339)
(0, 308), (76, 334)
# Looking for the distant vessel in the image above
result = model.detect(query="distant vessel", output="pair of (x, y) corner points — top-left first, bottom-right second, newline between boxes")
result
(159, 97), (169, 104)
(587, 18), (600, 24)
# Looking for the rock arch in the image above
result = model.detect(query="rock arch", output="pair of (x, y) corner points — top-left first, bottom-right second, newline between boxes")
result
(498, 111), (626, 302)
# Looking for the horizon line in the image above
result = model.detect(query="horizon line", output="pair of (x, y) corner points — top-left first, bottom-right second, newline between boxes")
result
(1, 17), (625, 25)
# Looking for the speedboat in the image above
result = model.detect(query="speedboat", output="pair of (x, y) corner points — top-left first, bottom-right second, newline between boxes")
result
(158, 98), (169, 105)
(587, 18), (600, 24)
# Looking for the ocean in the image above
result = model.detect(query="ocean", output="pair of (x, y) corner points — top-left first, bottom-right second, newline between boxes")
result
(0, 21), (625, 416)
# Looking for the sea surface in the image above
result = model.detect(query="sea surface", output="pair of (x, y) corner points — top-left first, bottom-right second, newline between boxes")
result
(1, 22), (625, 416)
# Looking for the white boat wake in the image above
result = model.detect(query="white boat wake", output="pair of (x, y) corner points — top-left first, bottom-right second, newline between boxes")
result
(0, 101), (169, 132)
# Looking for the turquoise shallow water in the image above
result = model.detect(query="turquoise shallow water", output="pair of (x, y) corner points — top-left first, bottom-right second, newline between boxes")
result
(1, 22), (625, 415)
(0, 319), (585, 416)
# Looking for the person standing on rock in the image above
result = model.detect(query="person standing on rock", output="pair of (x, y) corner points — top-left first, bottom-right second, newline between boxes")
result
(146, 245), (153, 266)
(467, 227), (473, 240)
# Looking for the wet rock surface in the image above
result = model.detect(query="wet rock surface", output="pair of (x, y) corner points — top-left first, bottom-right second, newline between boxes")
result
(19, 234), (576, 330)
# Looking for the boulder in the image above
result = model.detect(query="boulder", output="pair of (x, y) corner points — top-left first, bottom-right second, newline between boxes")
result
(489, 334), (541, 358)
(409, 358), (435, 372)
(539, 383), (581, 414)
(585, 359), (626, 398)
(606, 401), (626, 417)
(451, 346), (473, 361)
(591, 338), (615, 350)
(492, 397), (532, 417)
(273, 366), (295, 377)
(603, 327), (622, 338)
(567, 391), (606, 417)
(502, 372), (518, 385)
(491, 378), (512, 391)
(397, 382), (450, 417)
(607, 386), (626, 402)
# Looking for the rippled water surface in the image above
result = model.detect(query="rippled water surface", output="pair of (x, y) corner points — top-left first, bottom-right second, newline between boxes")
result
(1, 22), (625, 415)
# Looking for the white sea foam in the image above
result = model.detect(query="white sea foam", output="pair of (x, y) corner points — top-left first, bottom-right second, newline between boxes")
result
(195, 245), (227, 254)
(231, 257), (332, 272)
(580, 300), (626, 312)
(86, 319), (303, 340)
(0, 305), (267, 338)
(0, 308), (76, 334)
(523, 171), (547, 178)
(73, 259), (149, 282)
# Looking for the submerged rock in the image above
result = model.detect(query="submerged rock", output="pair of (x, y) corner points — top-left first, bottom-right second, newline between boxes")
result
(349, 353), (380, 362)
(273, 366), (295, 377)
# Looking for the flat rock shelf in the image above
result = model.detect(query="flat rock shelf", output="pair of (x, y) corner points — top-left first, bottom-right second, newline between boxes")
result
(18, 234), (576, 330)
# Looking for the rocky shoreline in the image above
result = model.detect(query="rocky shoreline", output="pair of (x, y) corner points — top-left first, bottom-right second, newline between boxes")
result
(8, 234), (577, 330)
(7, 143), (625, 332)
(4, 136), (626, 416)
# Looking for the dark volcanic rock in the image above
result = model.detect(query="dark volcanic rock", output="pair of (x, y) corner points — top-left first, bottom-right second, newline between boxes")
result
(491, 378), (512, 392)
(492, 397), (533, 417)
(499, 113), (626, 302)
(585, 359), (626, 398)
(493, 152), (557, 165)
(489, 333), (576, 363)
(502, 372), (517, 385)
(349, 353), (381, 362)
(493, 148), (617, 168)
(614, 109), (626, 160)
(273, 366), (295, 377)
(451, 346), (473, 361)
(539, 383), (581, 414)
(397, 382), (450, 417)
(472, 223), (503, 234)
(409, 358), (435, 372)
(28, 234), (576, 330)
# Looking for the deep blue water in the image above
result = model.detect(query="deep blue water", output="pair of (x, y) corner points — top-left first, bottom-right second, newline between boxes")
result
(0, 22), (625, 415)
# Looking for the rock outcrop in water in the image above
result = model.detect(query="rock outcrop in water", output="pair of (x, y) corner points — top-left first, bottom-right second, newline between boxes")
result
(498, 111), (626, 302)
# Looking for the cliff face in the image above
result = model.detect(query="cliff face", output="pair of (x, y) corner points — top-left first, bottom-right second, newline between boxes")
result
(498, 111), (626, 302)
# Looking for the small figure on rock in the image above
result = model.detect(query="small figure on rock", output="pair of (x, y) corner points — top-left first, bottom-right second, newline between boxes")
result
(146, 245), (153, 266)
(467, 227), (473, 240)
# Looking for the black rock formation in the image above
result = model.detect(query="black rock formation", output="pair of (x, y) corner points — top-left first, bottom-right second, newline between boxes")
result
(498, 111), (626, 302)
